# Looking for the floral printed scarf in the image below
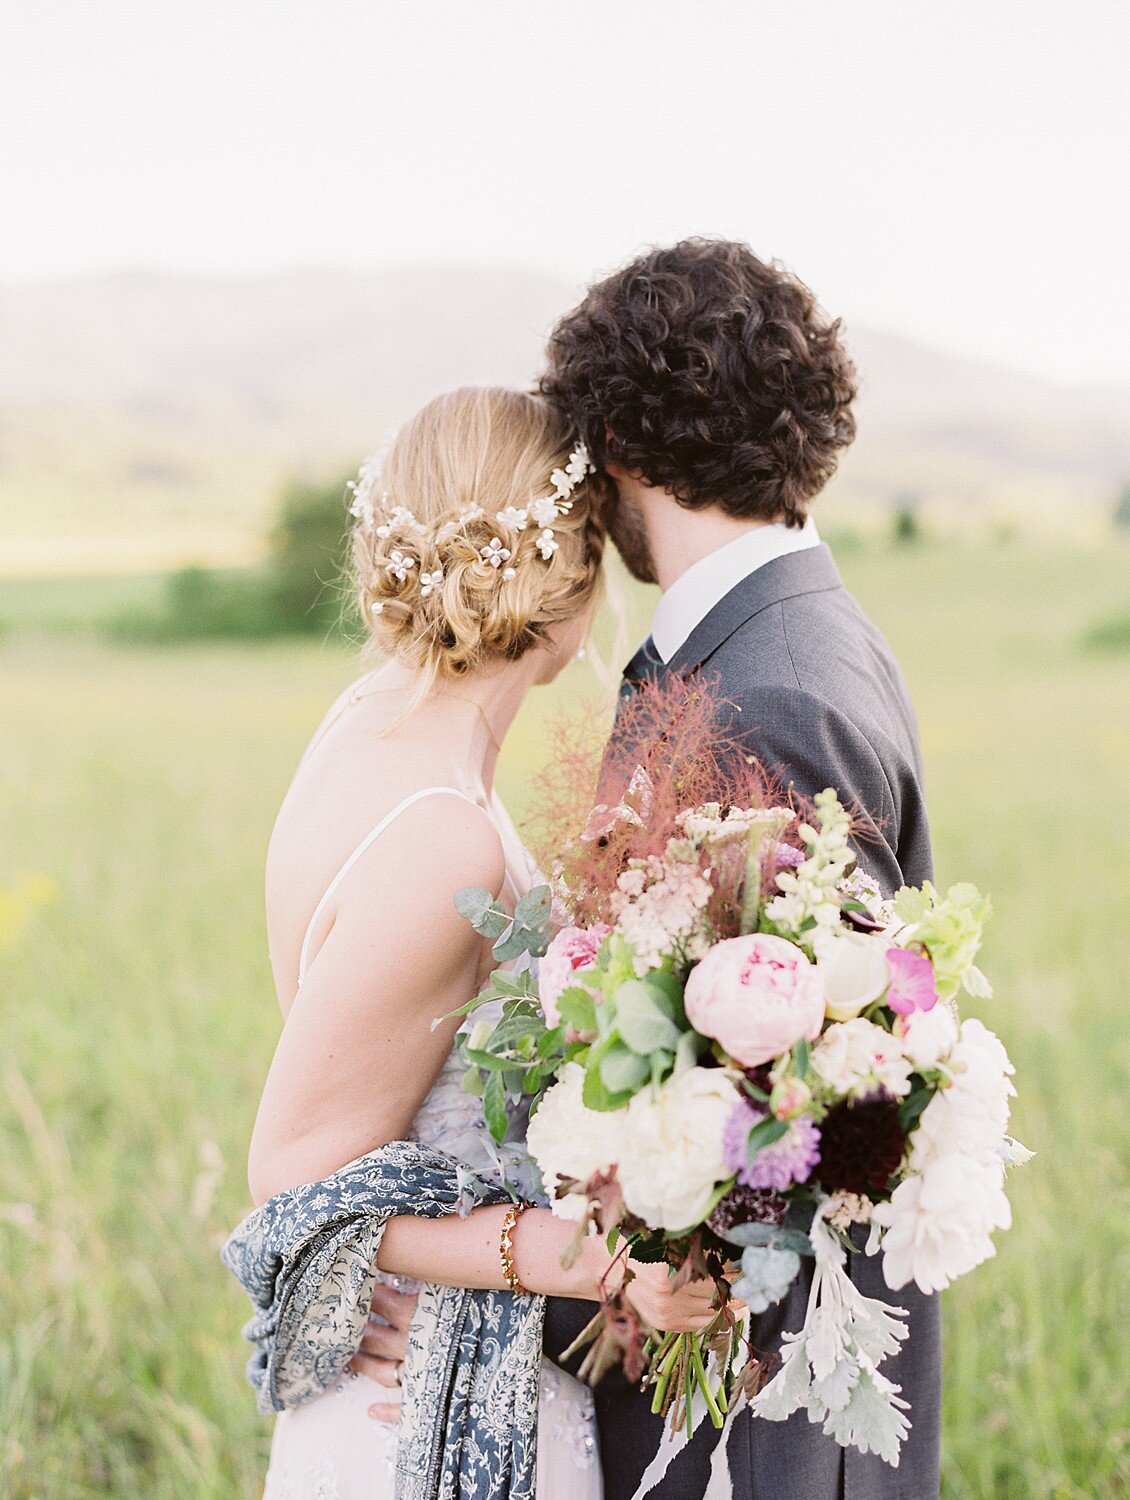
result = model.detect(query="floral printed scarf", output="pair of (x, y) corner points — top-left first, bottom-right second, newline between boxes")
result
(221, 1139), (545, 1500)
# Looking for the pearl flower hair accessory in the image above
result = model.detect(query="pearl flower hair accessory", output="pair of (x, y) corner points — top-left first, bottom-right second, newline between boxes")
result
(352, 441), (594, 611)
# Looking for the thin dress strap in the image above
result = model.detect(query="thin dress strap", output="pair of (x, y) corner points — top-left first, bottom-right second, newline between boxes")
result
(297, 786), (480, 984)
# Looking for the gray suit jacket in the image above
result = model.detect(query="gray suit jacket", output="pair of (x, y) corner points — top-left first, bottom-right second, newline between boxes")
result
(544, 544), (941, 1500)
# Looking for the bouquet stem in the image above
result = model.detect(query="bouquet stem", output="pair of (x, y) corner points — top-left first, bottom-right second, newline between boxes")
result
(648, 1329), (733, 1432)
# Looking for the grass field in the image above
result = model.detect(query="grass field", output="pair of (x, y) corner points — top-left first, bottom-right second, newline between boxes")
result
(2, 539), (1129, 1499)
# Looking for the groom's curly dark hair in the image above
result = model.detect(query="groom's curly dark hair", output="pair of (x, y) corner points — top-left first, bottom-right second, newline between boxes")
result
(540, 238), (857, 527)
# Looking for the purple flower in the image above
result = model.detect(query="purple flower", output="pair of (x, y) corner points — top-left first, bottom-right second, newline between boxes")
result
(723, 1098), (821, 1192)
(886, 948), (939, 1016)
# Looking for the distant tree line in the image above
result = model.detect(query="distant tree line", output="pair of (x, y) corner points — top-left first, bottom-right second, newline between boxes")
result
(109, 478), (356, 643)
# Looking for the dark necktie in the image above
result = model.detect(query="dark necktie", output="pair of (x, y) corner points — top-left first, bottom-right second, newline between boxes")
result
(620, 633), (664, 695)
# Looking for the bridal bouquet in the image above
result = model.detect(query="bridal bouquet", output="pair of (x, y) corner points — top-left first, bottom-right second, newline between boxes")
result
(448, 684), (1027, 1467)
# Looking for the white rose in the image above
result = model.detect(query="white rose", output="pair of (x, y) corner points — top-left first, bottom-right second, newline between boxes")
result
(526, 1063), (628, 1218)
(810, 1018), (913, 1100)
(872, 1153), (1011, 1294)
(617, 1066), (739, 1233)
(812, 929), (891, 1021)
(896, 1003), (959, 1071)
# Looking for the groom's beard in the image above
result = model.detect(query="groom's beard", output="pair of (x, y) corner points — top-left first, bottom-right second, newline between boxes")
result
(606, 494), (657, 584)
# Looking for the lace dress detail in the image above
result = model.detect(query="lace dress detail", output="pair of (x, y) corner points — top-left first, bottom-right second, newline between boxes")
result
(264, 1035), (601, 1499)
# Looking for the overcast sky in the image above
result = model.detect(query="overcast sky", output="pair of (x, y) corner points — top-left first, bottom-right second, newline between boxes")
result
(2, 2), (1127, 385)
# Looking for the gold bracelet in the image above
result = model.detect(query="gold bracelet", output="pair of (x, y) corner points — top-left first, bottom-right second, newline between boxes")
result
(499, 1202), (532, 1295)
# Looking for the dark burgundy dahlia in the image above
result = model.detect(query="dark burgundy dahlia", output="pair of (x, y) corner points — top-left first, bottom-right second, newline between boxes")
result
(816, 1094), (906, 1196)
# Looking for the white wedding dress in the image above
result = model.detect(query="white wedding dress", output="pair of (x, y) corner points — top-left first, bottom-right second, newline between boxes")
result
(263, 784), (602, 1500)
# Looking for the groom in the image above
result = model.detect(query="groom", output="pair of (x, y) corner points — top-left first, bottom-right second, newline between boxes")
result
(538, 239), (941, 1500)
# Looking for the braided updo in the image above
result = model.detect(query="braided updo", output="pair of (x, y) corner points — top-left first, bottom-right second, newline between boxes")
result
(351, 388), (608, 680)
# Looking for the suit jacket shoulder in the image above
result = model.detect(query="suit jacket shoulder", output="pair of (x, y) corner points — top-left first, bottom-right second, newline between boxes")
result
(665, 546), (933, 891)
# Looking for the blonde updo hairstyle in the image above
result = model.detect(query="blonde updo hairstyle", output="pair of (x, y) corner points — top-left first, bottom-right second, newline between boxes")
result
(352, 388), (608, 693)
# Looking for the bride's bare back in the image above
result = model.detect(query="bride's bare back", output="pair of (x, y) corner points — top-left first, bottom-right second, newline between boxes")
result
(250, 668), (535, 1204)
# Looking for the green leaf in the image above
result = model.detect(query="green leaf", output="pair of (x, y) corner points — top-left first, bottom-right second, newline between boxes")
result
(581, 1039), (637, 1112)
(746, 1116), (789, 1162)
(455, 885), (510, 939)
(599, 1042), (650, 1095)
(536, 1024), (567, 1059)
(674, 1029), (707, 1075)
(491, 970), (538, 999)
(482, 1071), (508, 1142)
(615, 980), (683, 1055)
(899, 1082), (933, 1131)
(793, 1037), (810, 1080)
(464, 1047), (517, 1073)
(556, 986), (598, 1034)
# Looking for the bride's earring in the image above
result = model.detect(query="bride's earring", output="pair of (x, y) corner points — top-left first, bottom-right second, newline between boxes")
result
(576, 646), (587, 661)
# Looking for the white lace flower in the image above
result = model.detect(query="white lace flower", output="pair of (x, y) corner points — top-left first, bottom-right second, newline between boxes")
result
(496, 506), (528, 532)
(419, 569), (443, 598)
(386, 549), (416, 582)
(535, 528), (559, 560)
(480, 537), (512, 568)
(529, 495), (560, 529)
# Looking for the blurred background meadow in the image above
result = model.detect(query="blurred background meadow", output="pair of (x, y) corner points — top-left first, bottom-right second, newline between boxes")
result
(2, 4), (1129, 1497)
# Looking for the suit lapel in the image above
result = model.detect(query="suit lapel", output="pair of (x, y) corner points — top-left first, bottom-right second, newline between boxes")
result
(665, 543), (844, 677)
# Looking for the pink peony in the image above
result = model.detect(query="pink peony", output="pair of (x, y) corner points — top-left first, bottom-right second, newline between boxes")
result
(886, 948), (939, 1016)
(538, 924), (610, 1027)
(684, 933), (825, 1067)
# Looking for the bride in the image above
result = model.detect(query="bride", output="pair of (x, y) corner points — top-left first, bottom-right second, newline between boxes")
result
(247, 388), (720, 1499)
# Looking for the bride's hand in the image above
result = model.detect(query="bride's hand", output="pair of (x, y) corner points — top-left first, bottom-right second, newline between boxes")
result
(619, 1259), (741, 1334)
(348, 1282), (417, 1423)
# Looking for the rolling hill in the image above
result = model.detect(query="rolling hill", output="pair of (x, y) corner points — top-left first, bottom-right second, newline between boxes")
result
(2, 268), (1126, 573)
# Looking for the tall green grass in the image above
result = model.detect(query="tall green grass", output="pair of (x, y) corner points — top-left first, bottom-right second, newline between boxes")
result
(2, 540), (1128, 1498)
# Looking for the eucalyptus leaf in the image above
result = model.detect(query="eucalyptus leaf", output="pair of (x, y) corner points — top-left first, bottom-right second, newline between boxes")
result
(455, 885), (510, 940)
(674, 1029), (706, 1075)
(599, 1042), (650, 1094)
(721, 1221), (778, 1248)
(616, 980), (682, 1055)
(581, 1041), (636, 1112)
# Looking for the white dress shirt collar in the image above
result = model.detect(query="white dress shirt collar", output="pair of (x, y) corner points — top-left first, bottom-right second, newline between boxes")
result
(650, 517), (822, 663)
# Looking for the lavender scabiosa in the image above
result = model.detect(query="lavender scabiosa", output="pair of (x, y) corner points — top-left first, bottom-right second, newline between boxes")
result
(723, 1098), (821, 1191)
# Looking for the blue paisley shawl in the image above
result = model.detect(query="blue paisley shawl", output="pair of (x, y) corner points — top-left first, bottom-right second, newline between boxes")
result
(221, 1139), (546, 1500)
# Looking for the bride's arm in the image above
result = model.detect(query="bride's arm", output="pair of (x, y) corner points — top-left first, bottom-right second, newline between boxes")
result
(249, 795), (721, 1329)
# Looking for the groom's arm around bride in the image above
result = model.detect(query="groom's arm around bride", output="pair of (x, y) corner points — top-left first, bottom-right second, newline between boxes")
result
(540, 238), (941, 1500)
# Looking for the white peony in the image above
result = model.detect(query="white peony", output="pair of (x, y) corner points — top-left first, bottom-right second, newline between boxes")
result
(872, 1152), (1012, 1293)
(908, 1017), (1015, 1171)
(616, 1066), (740, 1233)
(810, 1018), (913, 1100)
(812, 929), (892, 1021)
(896, 1002), (959, 1071)
(525, 1063), (629, 1219)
